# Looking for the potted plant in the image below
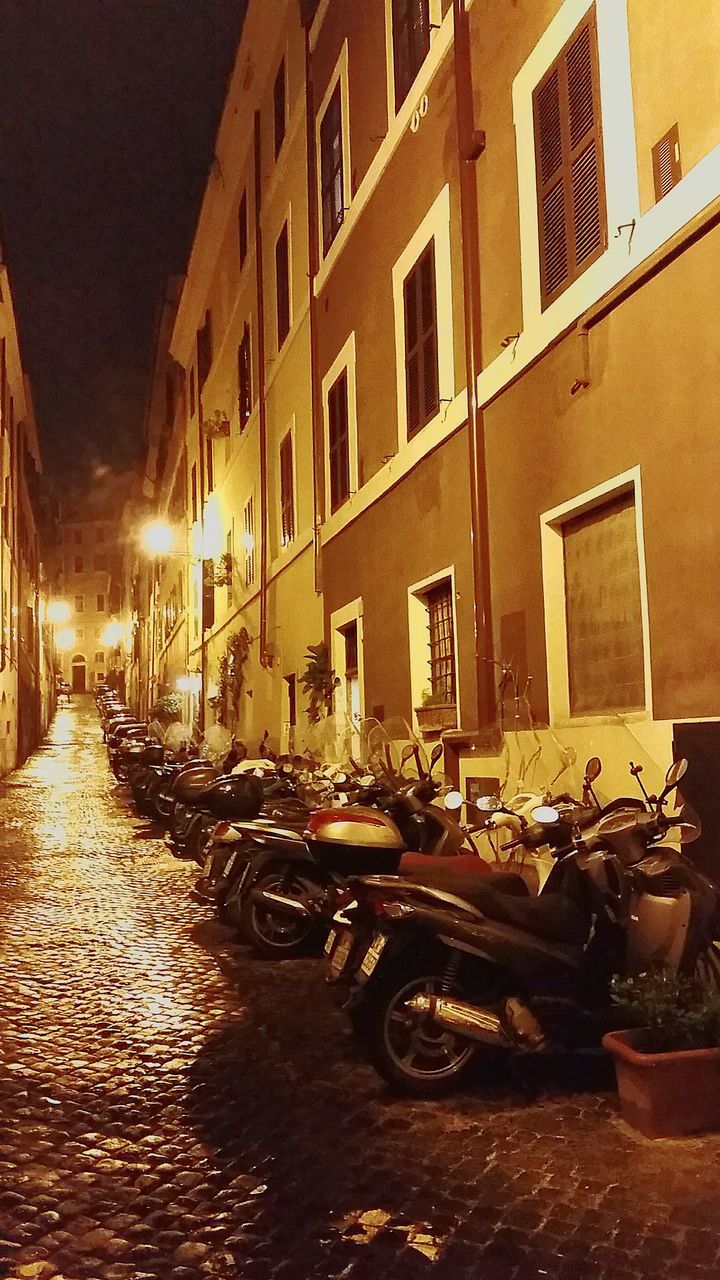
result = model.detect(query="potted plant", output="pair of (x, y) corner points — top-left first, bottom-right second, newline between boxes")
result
(415, 688), (457, 734)
(299, 642), (339, 724)
(602, 969), (720, 1138)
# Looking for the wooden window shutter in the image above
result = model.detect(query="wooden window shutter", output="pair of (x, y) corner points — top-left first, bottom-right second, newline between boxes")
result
(238, 324), (252, 430)
(279, 432), (295, 545)
(652, 124), (682, 202)
(534, 10), (606, 309)
(276, 223), (290, 349)
(238, 190), (248, 267)
(403, 241), (439, 438)
(328, 370), (350, 512)
(274, 59), (286, 159)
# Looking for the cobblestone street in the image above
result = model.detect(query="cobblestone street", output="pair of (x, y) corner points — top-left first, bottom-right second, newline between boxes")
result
(0, 700), (719, 1280)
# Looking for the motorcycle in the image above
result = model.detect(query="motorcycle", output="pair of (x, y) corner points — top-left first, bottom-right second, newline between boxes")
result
(327, 756), (715, 1095)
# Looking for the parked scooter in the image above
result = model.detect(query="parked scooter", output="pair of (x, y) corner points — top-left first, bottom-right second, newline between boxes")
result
(327, 756), (715, 1095)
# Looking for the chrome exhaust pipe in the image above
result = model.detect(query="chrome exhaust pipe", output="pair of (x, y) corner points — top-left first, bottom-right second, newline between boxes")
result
(407, 993), (512, 1047)
(255, 889), (311, 918)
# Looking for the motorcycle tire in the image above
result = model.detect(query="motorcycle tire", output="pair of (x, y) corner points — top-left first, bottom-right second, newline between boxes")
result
(361, 951), (478, 1097)
(238, 867), (321, 959)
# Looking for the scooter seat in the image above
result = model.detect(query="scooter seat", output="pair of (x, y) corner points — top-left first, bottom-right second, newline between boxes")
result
(472, 888), (589, 945)
(400, 853), (529, 898)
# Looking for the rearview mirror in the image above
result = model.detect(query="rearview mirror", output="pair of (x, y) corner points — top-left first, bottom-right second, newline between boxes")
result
(476, 794), (501, 813)
(430, 743), (443, 764)
(444, 790), (464, 812)
(665, 759), (688, 790)
(585, 756), (602, 783)
(400, 744), (415, 763)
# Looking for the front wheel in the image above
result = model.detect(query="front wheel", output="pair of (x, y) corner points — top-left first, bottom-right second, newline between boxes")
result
(238, 867), (321, 958)
(362, 956), (477, 1096)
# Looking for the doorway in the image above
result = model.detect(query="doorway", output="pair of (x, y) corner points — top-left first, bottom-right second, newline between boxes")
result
(71, 657), (87, 693)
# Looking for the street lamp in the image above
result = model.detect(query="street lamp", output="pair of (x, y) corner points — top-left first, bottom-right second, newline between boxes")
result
(141, 519), (176, 557)
(47, 600), (72, 625)
(56, 627), (76, 652)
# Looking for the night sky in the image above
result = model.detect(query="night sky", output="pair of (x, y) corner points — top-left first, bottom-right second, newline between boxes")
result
(0, 0), (247, 478)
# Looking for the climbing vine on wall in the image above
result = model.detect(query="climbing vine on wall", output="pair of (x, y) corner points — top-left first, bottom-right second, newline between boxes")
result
(211, 628), (252, 727)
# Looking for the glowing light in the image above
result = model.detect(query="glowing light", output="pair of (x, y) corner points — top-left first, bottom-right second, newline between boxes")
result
(202, 494), (224, 560)
(141, 519), (175, 556)
(101, 619), (125, 648)
(56, 628), (76, 652)
(177, 672), (202, 694)
(47, 600), (72, 625)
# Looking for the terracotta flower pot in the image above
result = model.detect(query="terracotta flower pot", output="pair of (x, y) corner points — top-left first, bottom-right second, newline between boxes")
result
(415, 703), (457, 734)
(602, 1028), (720, 1138)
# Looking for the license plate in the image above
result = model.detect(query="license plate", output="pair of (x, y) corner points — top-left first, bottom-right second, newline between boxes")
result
(224, 850), (239, 878)
(358, 933), (387, 981)
(324, 928), (337, 956)
(202, 850), (214, 875)
(328, 929), (353, 977)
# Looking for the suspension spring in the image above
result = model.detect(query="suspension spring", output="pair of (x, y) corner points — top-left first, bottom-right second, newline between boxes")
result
(441, 949), (462, 994)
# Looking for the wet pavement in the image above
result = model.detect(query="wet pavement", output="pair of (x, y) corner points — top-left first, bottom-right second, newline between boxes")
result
(1, 699), (720, 1280)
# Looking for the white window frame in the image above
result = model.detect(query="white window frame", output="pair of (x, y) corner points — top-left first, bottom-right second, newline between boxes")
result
(277, 416), (298, 550)
(407, 565), (460, 732)
(392, 183), (454, 449)
(540, 466), (652, 727)
(513, 0), (639, 333)
(315, 40), (351, 263)
(330, 596), (365, 725)
(321, 332), (359, 522)
(384, 0), (443, 120)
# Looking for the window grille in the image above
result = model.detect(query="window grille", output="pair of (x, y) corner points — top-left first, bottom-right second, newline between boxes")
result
(427, 581), (456, 704)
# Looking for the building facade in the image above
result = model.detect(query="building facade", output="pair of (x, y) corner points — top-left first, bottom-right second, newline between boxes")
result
(131, 0), (720, 867)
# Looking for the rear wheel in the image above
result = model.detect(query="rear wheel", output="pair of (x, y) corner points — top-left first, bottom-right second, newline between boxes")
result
(362, 954), (478, 1096)
(238, 867), (320, 958)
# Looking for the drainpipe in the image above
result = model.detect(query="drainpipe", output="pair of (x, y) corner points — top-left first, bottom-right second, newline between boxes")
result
(303, 19), (322, 596)
(452, 0), (496, 732)
(197, 378), (207, 731)
(254, 109), (270, 665)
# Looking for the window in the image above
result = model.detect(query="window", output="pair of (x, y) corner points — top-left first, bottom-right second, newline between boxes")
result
(238, 190), (248, 267)
(95, 651), (104, 664)
(96, 527), (105, 543)
(562, 491), (644, 715)
(403, 241), (439, 437)
(191, 464), (198, 524)
(340, 620), (361, 723)
(206, 438), (214, 494)
(320, 82), (344, 254)
(276, 223), (290, 349)
(328, 370), (350, 513)
(94, 553), (107, 571)
(97, 594), (105, 613)
(279, 431), (295, 547)
(391, 0), (431, 110)
(74, 557), (83, 574)
(274, 58), (286, 158)
(75, 596), (84, 613)
(426, 582), (456, 705)
(226, 529), (234, 607)
(189, 367), (196, 418)
(238, 324), (252, 430)
(196, 310), (213, 391)
(652, 124), (682, 202)
(533, 11), (606, 309)
(284, 673), (297, 728)
(243, 497), (255, 587)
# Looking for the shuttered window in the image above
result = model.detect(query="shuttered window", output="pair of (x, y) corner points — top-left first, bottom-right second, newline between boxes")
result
(279, 431), (295, 546)
(238, 324), (252, 430)
(243, 497), (255, 587)
(238, 190), (248, 267)
(427, 582), (456, 704)
(328, 369), (350, 513)
(320, 82), (344, 255)
(196, 310), (213, 390)
(191, 464), (198, 524)
(403, 241), (439, 438)
(563, 491), (645, 716)
(206, 437), (214, 494)
(533, 11), (606, 309)
(652, 124), (682, 202)
(276, 223), (290, 349)
(392, 0), (431, 110)
(189, 367), (196, 419)
(274, 59), (286, 159)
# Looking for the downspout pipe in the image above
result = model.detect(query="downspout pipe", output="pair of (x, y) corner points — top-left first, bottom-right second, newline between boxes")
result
(303, 19), (322, 597)
(254, 109), (270, 666)
(452, 0), (496, 731)
(198, 371), (207, 731)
